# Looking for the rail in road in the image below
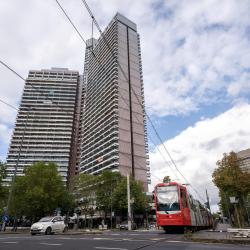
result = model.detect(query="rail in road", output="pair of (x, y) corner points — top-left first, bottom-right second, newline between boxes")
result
(0, 232), (249, 250)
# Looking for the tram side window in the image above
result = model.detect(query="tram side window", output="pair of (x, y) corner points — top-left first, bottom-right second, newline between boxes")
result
(189, 196), (196, 211)
(180, 189), (188, 208)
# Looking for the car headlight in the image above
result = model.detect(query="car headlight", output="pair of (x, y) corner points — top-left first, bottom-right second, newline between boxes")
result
(32, 225), (44, 230)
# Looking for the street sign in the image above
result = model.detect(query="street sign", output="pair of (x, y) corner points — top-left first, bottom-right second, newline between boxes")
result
(229, 196), (239, 204)
(2, 215), (9, 222)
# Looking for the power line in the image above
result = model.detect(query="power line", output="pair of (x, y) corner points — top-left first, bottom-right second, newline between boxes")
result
(80, 0), (206, 202)
(55, 0), (205, 200)
(1, 2), (203, 199)
(0, 59), (76, 117)
(0, 60), (25, 81)
(79, 0), (179, 181)
(55, 0), (87, 45)
(0, 98), (18, 111)
(54, 1), (157, 179)
(55, 1), (167, 184)
(147, 134), (179, 180)
(0, 62), (161, 183)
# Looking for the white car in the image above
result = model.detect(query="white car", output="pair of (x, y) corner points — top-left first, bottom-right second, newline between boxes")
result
(30, 216), (67, 235)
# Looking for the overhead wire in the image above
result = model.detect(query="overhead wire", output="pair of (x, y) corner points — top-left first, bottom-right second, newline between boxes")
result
(54, 0), (206, 201)
(0, 59), (162, 183)
(56, 0), (176, 183)
(0, 98), (18, 111)
(0, 60), (73, 116)
(54, 0), (164, 183)
(79, 0), (206, 202)
(1, 2), (205, 199)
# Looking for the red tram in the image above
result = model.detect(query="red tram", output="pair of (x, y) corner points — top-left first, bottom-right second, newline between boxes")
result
(154, 182), (212, 232)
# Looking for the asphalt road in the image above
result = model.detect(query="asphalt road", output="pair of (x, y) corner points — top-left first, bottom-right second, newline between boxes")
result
(0, 231), (249, 250)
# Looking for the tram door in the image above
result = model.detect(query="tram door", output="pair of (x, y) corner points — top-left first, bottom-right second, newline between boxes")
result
(180, 188), (190, 225)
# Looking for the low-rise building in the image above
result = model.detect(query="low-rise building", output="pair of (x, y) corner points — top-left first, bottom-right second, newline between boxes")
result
(237, 148), (250, 173)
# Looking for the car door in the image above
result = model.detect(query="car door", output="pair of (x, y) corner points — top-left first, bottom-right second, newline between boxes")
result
(52, 217), (61, 232)
(56, 217), (65, 232)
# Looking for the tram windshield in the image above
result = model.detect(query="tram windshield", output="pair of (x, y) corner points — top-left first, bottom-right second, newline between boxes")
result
(156, 185), (180, 213)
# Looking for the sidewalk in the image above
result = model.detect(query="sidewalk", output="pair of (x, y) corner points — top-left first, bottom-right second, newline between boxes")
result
(190, 223), (250, 244)
(215, 222), (232, 232)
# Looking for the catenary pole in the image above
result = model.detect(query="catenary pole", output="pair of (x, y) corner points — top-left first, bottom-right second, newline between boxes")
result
(127, 174), (132, 230)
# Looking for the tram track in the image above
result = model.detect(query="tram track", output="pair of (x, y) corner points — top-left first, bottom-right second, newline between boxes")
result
(130, 233), (185, 250)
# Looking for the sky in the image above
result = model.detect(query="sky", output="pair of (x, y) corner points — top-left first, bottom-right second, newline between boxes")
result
(0, 0), (250, 212)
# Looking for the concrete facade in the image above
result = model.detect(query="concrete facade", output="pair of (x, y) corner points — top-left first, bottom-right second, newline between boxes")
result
(80, 13), (150, 189)
(5, 68), (80, 184)
(237, 148), (250, 173)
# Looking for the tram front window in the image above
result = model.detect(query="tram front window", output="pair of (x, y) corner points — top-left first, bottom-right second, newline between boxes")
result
(156, 185), (180, 213)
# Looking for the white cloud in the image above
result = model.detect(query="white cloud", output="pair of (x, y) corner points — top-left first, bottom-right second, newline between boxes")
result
(0, 0), (249, 196)
(1, 0), (249, 119)
(0, 123), (12, 161)
(141, 0), (250, 116)
(0, 124), (12, 145)
(149, 103), (250, 211)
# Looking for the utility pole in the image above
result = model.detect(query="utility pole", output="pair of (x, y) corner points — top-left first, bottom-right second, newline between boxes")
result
(110, 188), (113, 230)
(206, 189), (211, 210)
(127, 174), (132, 231)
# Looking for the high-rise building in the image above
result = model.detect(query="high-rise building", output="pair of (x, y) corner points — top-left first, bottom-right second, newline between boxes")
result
(80, 13), (150, 189)
(5, 68), (80, 184)
(74, 38), (98, 175)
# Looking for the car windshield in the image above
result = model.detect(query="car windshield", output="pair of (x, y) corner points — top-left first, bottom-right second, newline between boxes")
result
(156, 185), (180, 212)
(39, 217), (53, 222)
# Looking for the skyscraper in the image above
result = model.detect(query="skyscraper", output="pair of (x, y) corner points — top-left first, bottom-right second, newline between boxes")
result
(5, 68), (80, 184)
(80, 13), (150, 189)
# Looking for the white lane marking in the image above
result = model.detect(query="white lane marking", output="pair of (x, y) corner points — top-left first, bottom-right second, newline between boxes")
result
(167, 240), (182, 243)
(124, 239), (146, 242)
(56, 237), (75, 240)
(94, 238), (112, 240)
(110, 234), (120, 235)
(0, 236), (51, 240)
(40, 243), (62, 246)
(2, 242), (18, 244)
(95, 247), (128, 250)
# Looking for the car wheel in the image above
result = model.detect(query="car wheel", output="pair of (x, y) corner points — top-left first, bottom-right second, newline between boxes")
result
(45, 227), (52, 235)
(31, 233), (36, 236)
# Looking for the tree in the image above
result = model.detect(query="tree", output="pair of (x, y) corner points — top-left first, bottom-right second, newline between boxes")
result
(96, 171), (122, 219)
(0, 162), (8, 215)
(212, 152), (250, 227)
(113, 177), (147, 216)
(10, 162), (74, 221)
(163, 176), (171, 183)
(76, 173), (97, 228)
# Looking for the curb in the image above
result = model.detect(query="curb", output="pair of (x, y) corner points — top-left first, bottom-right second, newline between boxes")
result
(190, 237), (250, 245)
(0, 230), (103, 235)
